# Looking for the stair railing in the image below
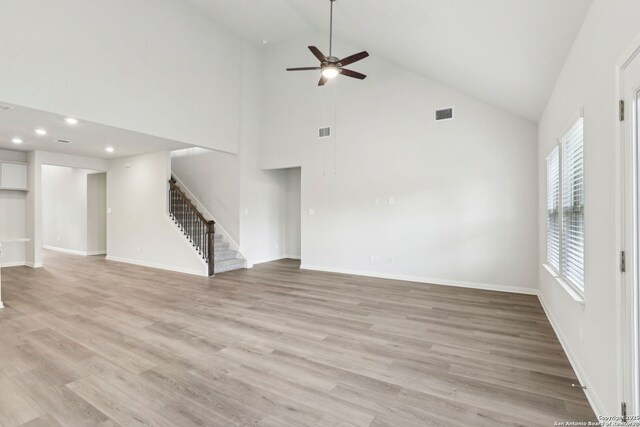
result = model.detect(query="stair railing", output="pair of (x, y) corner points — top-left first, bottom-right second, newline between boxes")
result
(169, 178), (215, 276)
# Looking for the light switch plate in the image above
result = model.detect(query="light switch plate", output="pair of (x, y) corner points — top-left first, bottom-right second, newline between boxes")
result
(107, 208), (112, 214)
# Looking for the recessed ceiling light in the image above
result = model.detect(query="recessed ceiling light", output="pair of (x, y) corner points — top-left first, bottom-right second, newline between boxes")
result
(105, 146), (114, 153)
(65, 117), (78, 125)
(11, 138), (23, 144)
(35, 128), (47, 136)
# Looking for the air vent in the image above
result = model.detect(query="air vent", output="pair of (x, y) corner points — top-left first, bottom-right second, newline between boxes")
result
(56, 139), (72, 144)
(318, 126), (331, 139)
(435, 107), (454, 121)
(0, 105), (13, 111)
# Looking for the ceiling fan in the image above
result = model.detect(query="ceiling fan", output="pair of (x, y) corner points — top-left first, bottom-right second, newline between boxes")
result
(286, 0), (369, 86)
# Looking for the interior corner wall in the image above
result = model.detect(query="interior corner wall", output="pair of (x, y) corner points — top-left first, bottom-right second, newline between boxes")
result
(260, 34), (539, 292)
(537, 0), (640, 416)
(238, 44), (293, 265)
(106, 150), (207, 276)
(87, 173), (107, 255)
(41, 165), (89, 254)
(284, 167), (301, 259)
(0, 0), (242, 153)
(0, 149), (27, 267)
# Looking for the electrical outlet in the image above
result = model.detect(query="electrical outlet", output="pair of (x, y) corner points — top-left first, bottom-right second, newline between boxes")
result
(136, 246), (141, 253)
(0, 248), (4, 258)
(244, 208), (249, 215)
(370, 254), (380, 263)
(309, 208), (316, 216)
(389, 257), (394, 264)
(57, 235), (61, 242)
(388, 197), (395, 205)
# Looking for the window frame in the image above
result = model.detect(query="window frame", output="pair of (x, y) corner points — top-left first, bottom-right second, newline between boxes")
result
(545, 116), (585, 300)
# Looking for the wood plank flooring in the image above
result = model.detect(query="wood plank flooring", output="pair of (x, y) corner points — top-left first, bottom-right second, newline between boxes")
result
(0, 251), (595, 426)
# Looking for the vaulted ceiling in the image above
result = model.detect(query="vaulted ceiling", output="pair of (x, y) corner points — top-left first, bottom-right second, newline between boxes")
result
(186, 0), (593, 122)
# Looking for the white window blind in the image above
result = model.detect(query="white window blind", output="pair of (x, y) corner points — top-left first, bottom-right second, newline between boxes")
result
(561, 119), (584, 291)
(546, 147), (560, 271)
(545, 117), (585, 295)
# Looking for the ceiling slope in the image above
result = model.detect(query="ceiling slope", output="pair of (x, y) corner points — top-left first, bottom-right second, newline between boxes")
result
(186, 0), (592, 122)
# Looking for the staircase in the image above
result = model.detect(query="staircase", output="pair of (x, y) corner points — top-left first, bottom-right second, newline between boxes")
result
(169, 177), (245, 276)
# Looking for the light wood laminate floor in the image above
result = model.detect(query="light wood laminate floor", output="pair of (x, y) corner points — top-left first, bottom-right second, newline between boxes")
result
(0, 251), (594, 426)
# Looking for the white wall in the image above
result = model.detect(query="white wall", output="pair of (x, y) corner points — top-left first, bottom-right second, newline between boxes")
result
(41, 165), (89, 254)
(171, 148), (240, 243)
(106, 151), (207, 275)
(0, 150), (27, 267)
(0, 0), (243, 153)
(284, 167), (301, 259)
(537, 0), (640, 417)
(87, 173), (107, 255)
(260, 35), (539, 292)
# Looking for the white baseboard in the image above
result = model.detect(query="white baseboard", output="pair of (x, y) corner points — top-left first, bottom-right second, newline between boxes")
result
(0, 261), (26, 268)
(250, 256), (289, 266)
(25, 262), (43, 268)
(87, 251), (106, 256)
(43, 245), (88, 256)
(537, 292), (604, 419)
(105, 255), (207, 277)
(284, 255), (301, 260)
(299, 264), (538, 295)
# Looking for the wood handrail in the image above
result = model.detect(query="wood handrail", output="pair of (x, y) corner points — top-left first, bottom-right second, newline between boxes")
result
(169, 180), (213, 227)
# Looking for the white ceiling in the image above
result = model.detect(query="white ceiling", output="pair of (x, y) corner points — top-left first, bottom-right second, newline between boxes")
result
(0, 102), (190, 159)
(187, 0), (593, 122)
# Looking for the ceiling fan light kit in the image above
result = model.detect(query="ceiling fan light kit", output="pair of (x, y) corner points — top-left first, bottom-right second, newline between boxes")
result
(286, 0), (369, 86)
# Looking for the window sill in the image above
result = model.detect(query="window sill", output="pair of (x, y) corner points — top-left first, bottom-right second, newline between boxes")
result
(542, 264), (585, 305)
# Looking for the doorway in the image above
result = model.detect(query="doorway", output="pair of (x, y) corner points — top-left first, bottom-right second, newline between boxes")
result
(41, 165), (107, 258)
(621, 44), (640, 418)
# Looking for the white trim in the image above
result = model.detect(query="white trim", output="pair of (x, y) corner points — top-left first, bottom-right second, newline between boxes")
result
(86, 251), (106, 256)
(284, 255), (301, 260)
(299, 264), (538, 295)
(537, 292), (605, 418)
(105, 255), (207, 277)
(542, 264), (585, 304)
(0, 261), (26, 268)
(26, 262), (43, 268)
(617, 37), (640, 417)
(43, 245), (88, 256)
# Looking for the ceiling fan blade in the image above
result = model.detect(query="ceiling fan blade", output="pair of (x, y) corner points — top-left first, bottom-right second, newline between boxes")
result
(309, 46), (328, 63)
(338, 51), (369, 67)
(339, 68), (367, 80)
(318, 75), (328, 86)
(286, 67), (322, 71)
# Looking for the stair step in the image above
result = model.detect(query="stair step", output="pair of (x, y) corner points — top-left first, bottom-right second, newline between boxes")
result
(214, 242), (229, 251)
(214, 249), (238, 261)
(214, 258), (245, 274)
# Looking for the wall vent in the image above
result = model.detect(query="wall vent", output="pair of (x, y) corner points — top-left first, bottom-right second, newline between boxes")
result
(56, 139), (72, 144)
(435, 107), (454, 121)
(318, 126), (331, 139)
(0, 105), (14, 111)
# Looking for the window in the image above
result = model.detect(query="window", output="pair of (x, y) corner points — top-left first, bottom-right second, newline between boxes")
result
(546, 118), (584, 294)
